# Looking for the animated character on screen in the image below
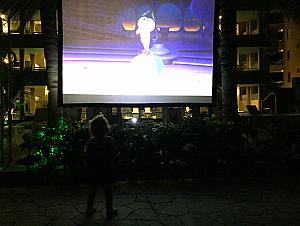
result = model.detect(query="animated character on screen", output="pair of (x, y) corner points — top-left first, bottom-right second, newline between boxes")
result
(136, 10), (155, 55)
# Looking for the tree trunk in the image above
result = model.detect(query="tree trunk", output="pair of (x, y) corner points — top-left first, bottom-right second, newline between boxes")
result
(0, 49), (4, 163)
(40, 0), (59, 127)
(220, 0), (239, 122)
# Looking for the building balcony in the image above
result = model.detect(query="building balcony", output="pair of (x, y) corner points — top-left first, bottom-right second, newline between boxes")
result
(268, 72), (283, 83)
(237, 69), (283, 84)
(270, 64), (283, 73)
(237, 65), (260, 71)
(236, 34), (270, 47)
(6, 70), (47, 99)
(237, 70), (269, 84)
(12, 61), (46, 72)
(0, 34), (47, 48)
(15, 70), (47, 86)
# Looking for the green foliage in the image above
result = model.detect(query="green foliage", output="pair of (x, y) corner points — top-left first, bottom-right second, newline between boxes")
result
(111, 117), (243, 169)
(20, 115), (246, 175)
(19, 115), (300, 178)
(20, 116), (73, 170)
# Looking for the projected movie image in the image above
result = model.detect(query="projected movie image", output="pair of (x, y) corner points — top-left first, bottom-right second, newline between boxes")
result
(62, 0), (215, 104)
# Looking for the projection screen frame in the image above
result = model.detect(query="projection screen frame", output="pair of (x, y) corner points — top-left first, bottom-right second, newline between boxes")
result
(58, 0), (220, 107)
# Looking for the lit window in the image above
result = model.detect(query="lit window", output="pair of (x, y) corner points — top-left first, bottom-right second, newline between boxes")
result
(236, 11), (259, 35)
(2, 19), (8, 33)
(132, 107), (139, 114)
(237, 47), (260, 71)
(144, 107), (151, 113)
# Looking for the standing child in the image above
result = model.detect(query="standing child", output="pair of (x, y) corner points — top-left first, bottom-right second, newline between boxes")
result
(85, 114), (118, 219)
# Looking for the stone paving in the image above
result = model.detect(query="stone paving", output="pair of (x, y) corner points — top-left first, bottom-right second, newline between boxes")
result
(1, 178), (300, 226)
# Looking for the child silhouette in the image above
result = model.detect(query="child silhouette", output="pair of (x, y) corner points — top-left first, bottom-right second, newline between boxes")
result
(85, 114), (118, 219)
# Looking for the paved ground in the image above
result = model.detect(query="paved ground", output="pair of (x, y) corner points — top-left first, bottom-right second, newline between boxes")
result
(1, 178), (300, 226)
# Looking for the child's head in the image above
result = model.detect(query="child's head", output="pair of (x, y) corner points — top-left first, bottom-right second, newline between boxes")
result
(89, 114), (110, 138)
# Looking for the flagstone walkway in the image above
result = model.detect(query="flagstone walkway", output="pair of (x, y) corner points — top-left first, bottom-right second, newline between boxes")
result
(1, 178), (300, 226)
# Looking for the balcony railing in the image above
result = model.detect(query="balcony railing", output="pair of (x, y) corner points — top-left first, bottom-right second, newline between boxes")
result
(1, 31), (43, 35)
(12, 63), (46, 72)
(237, 66), (260, 71)
(32, 66), (46, 72)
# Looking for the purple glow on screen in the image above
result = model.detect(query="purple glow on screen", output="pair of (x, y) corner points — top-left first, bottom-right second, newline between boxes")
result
(62, 0), (215, 104)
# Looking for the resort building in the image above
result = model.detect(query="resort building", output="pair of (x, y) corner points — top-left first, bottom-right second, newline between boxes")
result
(0, 0), (299, 123)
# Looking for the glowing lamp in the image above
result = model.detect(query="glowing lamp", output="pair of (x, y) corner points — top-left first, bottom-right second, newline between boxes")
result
(169, 26), (180, 32)
(157, 24), (180, 32)
(122, 21), (136, 31)
(121, 7), (137, 31)
(45, 86), (49, 95)
(156, 3), (182, 32)
(3, 58), (9, 64)
(183, 18), (201, 32)
(131, 117), (138, 123)
(184, 25), (200, 32)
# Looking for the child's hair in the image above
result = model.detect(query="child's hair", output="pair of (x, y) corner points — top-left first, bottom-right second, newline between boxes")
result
(89, 113), (110, 137)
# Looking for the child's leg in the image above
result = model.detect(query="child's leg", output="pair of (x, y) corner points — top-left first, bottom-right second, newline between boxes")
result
(104, 183), (113, 211)
(104, 183), (117, 218)
(86, 185), (97, 216)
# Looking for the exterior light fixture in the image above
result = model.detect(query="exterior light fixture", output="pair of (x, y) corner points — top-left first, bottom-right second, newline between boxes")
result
(3, 58), (9, 64)
(45, 86), (49, 102)
(131, 117), (137, 123)
(0, 14), (6, 20)
(45, 86), (49, 95)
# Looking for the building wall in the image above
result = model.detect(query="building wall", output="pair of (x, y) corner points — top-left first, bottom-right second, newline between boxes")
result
(283, 16), (300, 88)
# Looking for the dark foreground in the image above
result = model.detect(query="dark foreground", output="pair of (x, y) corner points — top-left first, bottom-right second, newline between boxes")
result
(1, 177), (300, 226)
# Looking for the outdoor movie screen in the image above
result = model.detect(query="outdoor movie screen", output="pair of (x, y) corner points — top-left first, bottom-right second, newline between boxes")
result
(62, 0), (216, 104)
